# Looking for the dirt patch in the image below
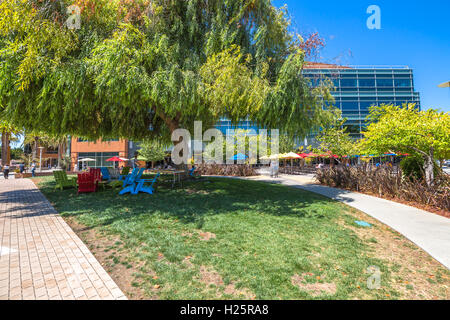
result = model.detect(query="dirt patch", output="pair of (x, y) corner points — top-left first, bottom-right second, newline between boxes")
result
(183, 255), (194, 268)
(291, 274), (337, 296)
(199, 266), (224, 286)
(64, 217), (150, 300)
(198, 231), (216, 241)
(181, 232), (193, 238)
(340, 208), (450, 299)
(198, 266), (255, 299)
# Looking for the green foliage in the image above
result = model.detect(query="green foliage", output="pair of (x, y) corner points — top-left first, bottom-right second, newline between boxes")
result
(138, 139), (168, 162)
(203, 129), (292, 162)
(361, 104), (450, 161)
(315, 109), (356, 157)
(278, 134), (298, 154)
(400, 155), (424, 180)
(361, 104), (450, 185)
(0, 0), (332, 141)
(10, 148), (24, 160)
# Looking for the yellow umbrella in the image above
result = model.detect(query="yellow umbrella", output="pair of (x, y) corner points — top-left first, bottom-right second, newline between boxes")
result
(279, 152), (302, 172)
(282, 152), (302, 159)
(269, 154), (281, 160)
(438, 81), (450, 88)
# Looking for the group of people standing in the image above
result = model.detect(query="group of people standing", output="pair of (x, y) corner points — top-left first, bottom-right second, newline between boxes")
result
(0, 161), (37, 179)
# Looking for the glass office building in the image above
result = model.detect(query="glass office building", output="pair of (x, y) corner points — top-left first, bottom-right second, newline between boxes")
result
(215, 63), (421, 142)
(302, 63), (421, 139)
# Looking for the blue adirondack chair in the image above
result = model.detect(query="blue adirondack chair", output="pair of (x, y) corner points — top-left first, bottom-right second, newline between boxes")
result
(120, 168), (138, 185)
(188, 166), (202, 180)
(130, 173), (160, 195)
(100, 167), (111, 181)
(119, 168), (145, 195)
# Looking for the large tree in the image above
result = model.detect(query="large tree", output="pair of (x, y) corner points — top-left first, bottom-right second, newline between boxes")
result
(361, 104), (450, 186)
(0, 0), (333, 142)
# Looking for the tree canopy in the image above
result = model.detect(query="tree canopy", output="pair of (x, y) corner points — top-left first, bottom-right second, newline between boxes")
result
(361, 103), (450, 185)
(315, 110), (356, 158)
(138, 139), (168, 163)
(0, 0), (333, 141)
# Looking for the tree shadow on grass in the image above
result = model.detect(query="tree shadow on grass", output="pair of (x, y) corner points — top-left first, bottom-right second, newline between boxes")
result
(30, 177), (343, 229)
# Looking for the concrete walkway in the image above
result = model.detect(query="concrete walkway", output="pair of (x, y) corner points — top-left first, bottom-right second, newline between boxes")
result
(0, 179), (126, 300)
(244, 174), (450, 270)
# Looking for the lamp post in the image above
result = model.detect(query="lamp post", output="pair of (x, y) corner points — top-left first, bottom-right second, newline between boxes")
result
(38, 146), (44, 172)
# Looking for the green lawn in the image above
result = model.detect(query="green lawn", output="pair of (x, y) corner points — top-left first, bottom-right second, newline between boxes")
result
(34, 176), (450, 300)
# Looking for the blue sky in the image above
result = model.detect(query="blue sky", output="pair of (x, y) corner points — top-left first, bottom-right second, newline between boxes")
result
(273, 0), (450, 112)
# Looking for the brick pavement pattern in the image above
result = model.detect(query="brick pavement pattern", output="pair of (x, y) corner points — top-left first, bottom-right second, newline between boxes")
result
(0, 179), (127, 300)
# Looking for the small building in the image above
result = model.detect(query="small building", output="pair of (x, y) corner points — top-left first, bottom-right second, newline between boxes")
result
(69, 138), (133, 169)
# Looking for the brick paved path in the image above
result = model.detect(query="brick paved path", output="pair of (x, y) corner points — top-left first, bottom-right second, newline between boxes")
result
(0, 179), (127, 300)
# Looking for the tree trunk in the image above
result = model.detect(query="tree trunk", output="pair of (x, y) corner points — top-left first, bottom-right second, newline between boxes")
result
(32, 137), (39, 160)
(1, 130), (10, 166)
(423, 148), (434, 187)
(57, 143), (62, 168)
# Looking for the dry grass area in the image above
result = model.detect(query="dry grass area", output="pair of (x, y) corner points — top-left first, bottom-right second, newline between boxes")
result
(291, 274), (337, 296)
(64, 217), (151, 300)
(67, 208), (450, 300)
(340, 207), (450, 299)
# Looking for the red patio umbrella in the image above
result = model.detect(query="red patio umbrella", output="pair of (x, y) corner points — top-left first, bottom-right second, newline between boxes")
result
(106, 156), (124, 162)
(297, 153), (309, 158)
(106, 156), (129, 168)
(305, 153), (319, 158)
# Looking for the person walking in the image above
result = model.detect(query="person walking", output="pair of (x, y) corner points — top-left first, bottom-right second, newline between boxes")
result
(31, 161), (37, 177)
(3, 163), (10, 179)
(19, 163), (25, 174)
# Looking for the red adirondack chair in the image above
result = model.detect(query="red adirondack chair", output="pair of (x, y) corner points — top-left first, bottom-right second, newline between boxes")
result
(77, 172), (97, 194)
(89, 168), (102, 184)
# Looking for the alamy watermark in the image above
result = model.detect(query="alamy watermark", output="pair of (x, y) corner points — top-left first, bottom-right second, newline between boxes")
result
(171, 121), (279, 166)
(367, 265), (381, 289)
(367, 5), (381, 30)
(66, 5), (81, 30)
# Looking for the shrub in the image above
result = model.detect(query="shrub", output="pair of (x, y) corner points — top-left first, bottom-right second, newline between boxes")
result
(195, 164), (257, 177)
(400, 155), (440, 181)
(400, 156), (424, 180)
(316, 165), (450, 213)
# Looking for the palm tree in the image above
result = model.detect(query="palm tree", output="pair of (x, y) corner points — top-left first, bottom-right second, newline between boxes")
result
(23, 133), (68, 168)
(0, 121), (21, 166)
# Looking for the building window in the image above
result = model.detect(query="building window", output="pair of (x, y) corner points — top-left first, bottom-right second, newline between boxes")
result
(394, 79), (411, 87)
(376, 79), (393, 87)
(359, 79), (375, 87)
(359, 102), (376, 110)
(76, 138), (119, 142)
(341, 102), (359, 110)
(77, 152), (120, 168)
(340, 79), (357, 87)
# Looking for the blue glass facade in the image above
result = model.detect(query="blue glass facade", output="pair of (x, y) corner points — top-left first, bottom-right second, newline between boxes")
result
(215, 66), (420, 140)
(302, 66), (421, 138)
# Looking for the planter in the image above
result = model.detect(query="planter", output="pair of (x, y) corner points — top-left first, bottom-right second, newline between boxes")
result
(16, 173), (32, 179)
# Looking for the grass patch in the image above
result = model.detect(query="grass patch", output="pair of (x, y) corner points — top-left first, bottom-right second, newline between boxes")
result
(34, 176), (450, 300)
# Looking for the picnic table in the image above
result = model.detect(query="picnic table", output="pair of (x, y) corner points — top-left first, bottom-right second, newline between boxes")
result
(148, 169), (186, 188)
